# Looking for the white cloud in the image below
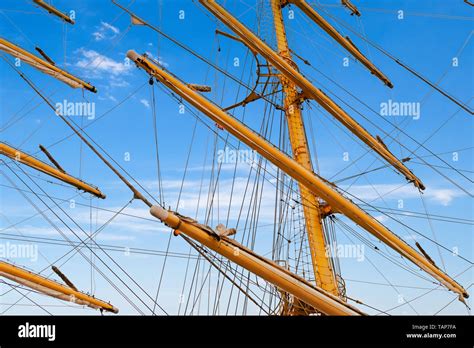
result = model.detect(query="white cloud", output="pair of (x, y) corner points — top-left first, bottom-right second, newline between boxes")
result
(373, 215), (388, 222)
(9, 224), (137, 242)
(342, 184), (465, 206)
(93, 32), (105, 41)
(75, 48), (131, 77)
(95, 233), (135, 241)
(98, 94), (118, 102)
(403, 234), (420, 241)
(428, 189), (461, 206)
(69, 206), (169, 235)
(139, 176), (285, 225)
(144, 51), (169, 67)
(102, 22), (120, 34)
(93, 21), (120, 41)
(185, 162), (253, 173)
(140, 99), (150, 108)
(109, 76), (129, 87)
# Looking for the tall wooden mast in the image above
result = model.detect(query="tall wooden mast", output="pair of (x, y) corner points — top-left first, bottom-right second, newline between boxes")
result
(270, 0), (339, 297)
(198, 0), (425, 191)
(126, 50), (468, 301)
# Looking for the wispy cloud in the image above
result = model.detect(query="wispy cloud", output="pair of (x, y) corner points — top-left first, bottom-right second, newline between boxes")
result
(98, 93), (118, 102)
(109, 77), (129, 87)
(10, 225), (137, 242)
(138, 177), (284, 225)
(93, 21), (120, 41)
(102, 22), (120, 34)
(373, 215), (388, 222)
(71, 206), (169, 235)
(73, 48), (166, 88)
(75, 48), (131, 77)
(427, 188), (463, 206)
(144, 51), (169, 68)
(140, 99), (150, 108)
(74, 48), (132, 89)
(342, 184), (465, 206)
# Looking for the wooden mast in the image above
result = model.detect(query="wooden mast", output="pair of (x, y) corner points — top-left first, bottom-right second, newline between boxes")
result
(125, 50), (468, 301)
(270, 0), (340, 299)
(197, 0), (425, 191)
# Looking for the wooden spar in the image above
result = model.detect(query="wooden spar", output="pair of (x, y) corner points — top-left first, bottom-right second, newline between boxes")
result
(0, 261), (118, 313)
(197, 1), (425, 191)
(4, 40), (361, 313)
(215, 29), (249, 47)
(270, 0), (340, 298)
(32, 0), (75, 25)
(35, 47), (56, 66)
(39, 144), (66, 173)
(149, 206), (364, 315)
(51, 266), (78, 291)
(0, 142), (105, 199)
(3, 59), (152, 206)
(341, 0), (361, 17)
(0, 38), (96, 92)
(126, 50), (468, 300)
(285, 0), (387, 85)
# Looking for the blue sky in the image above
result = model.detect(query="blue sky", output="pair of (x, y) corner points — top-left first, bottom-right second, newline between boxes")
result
(0, 0), (473, 315)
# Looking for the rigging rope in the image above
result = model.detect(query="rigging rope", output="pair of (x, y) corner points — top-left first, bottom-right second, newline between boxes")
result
(309, 2), (473, 114)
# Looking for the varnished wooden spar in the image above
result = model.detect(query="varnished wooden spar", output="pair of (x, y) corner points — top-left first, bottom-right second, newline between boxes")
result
(126, 50), (468, 300)
(0, 261), (118, 313)
(0, 38), (96, 92)
(284, 0), (387, 86)
(341, 0), (361, 17)
(32, 0), (74, 25)
(270, 0), (340, 297)
(149, 206), (364, 315)
(197, 1), (425, 191)
(0, 142), (105, 199)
